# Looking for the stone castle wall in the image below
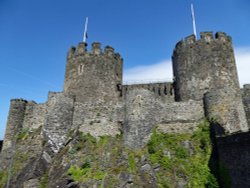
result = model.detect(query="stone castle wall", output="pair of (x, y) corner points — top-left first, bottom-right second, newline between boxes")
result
(1, 32), (250, 188)
(2, 99), (27, 150)
(3, 32), (250, 151)
(242, 84), (250, 127)
(22, 101), (46, 130)
(123, 85), (204, 148)
(215, 131), (250, 187)
(73, 101), (123, 138)
(123, 82), (174, 102)
(204, 88), (248, 135)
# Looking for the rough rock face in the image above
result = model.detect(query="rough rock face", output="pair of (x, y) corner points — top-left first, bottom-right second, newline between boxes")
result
(43, 92), (75, 153)
(0, 122), (219, 188)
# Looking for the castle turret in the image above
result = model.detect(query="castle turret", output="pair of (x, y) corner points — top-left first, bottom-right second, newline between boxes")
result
(2, 99), (27, 150)
(64, 42), (123, 104)
(172, 32), (248, 134)
(172, 32), (240, 101)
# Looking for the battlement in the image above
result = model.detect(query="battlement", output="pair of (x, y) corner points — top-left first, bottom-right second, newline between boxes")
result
(244, 84), (250, 90)
(67, 42), (122, 61)
(10, 98), (28, 103)
(174, 31), (232, 50)
(123, 82), (174, 101)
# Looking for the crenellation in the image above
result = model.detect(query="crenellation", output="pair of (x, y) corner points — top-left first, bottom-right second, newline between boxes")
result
(92, 42), (102, 55)
(104, 45), (115, 57)
(184, 34), (196, 44)
(75, 42), (87, 55)
(10, 98), (28, 103)
(123, 82), (174, 101)
(67, 46), (76, 59)
(215, 31), (231, 42)
(200, 31), (213, 42)
(114, 52), (121, 60)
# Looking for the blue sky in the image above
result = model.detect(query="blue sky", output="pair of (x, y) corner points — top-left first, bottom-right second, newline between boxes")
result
(1, 0), (250, 140)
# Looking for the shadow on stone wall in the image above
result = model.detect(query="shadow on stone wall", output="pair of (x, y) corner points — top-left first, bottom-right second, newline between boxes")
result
(209, 123), (250, 188)
(0, 140), (2, 152)
(208, 123), (225, 188)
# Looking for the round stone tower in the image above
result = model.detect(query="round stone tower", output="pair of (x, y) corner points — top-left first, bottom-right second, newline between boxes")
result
(2, 99), (27, 150)
(64, 42), (123, 104)
(172, 32), (240, 101)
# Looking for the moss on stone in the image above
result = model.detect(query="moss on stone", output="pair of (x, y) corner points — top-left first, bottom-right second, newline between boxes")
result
(147, 120), (219, 187)
(128, 153), (136, 174)
(0, 171), (8, 187)
(64, 122), (218, 187)
(39, 172), (49, 188)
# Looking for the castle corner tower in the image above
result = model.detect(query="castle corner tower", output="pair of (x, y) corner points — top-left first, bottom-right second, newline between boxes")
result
(172, 32), (240, 101)
(64, 42), (123, 104)
(172, 32), (248, 134)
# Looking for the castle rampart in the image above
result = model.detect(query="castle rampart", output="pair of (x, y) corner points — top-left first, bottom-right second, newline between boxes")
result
(22, 101), (46, 130)
(123, 82), (174, 101)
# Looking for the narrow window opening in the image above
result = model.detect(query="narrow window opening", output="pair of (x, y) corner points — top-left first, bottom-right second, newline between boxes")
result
(158, 88), (161, 96)
(164, 86), (167, 95)
(78, 64), (84, 75)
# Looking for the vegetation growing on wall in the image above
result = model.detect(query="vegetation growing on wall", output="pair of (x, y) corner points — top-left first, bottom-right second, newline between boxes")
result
(0, 171), (8, 188)
(66, 121), (218, 187)
(148, 120), (219, 187)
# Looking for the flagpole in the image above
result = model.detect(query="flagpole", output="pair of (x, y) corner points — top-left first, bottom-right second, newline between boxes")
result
(83, 17), (88, 43)
(191, 4), (197, 39)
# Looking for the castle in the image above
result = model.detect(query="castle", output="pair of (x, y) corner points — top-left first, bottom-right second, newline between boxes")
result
(1, 31), (250, 187)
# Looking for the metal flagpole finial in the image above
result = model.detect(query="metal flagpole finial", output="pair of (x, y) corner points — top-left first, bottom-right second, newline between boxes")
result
(83, 17), (88, 43)
(191, 3), (197, 39)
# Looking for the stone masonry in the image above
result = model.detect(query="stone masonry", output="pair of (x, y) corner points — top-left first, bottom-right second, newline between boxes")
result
(2, 31), (249, 151)
(1, 31), (250, 187)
